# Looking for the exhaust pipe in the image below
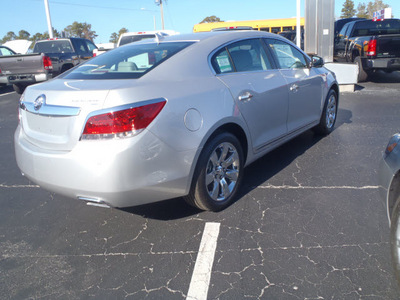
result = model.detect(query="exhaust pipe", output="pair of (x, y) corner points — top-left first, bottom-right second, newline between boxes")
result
(77, 196), (111, 208)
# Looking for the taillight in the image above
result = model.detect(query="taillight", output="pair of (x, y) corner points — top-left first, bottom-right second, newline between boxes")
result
(81, 100), (166, 140)
(367, 38), (377, 56)
(43, 56), (53, 70)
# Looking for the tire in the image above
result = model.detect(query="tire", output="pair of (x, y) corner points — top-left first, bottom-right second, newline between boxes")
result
(354, 56), (368, 83)
(391, 198), (400, 285)
(13, 84), (26, 94)
(314, 89), (338, 135)
(184, 132), (244, 211)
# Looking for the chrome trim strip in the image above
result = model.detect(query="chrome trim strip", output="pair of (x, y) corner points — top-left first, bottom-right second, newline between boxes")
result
(20, 101), (81, 117)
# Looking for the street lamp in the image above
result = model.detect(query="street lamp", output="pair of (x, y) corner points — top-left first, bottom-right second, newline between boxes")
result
(155, 0), (165, 30)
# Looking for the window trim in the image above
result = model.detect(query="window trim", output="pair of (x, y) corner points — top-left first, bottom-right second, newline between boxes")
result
(208, 38), (278, 76)
(263, 38), (311, 70)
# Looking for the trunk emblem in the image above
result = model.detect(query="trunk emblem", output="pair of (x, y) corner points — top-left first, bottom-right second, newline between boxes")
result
(34, 95), (45, 111)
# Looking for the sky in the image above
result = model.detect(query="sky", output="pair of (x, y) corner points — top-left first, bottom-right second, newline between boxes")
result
(1, 0), (399, 44)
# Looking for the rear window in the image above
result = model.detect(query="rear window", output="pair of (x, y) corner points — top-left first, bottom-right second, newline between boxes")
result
(59, 41), (194, 80)
(33, 40), (74, 54)
(353, 20), (400, 36)
(119, 35), (156, 46)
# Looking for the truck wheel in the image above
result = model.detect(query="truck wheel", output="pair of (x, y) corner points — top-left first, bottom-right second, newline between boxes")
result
(354, 56), (368, 83)
(13, 84), (26, 94)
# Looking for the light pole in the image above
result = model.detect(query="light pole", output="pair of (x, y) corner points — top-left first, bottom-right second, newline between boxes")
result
(155, 0), (165, 30)
(44, 0), (54, 38)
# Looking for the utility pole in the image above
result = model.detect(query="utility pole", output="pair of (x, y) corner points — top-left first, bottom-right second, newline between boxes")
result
(155, 0), (165, 30)
(44, 0), (54, 38)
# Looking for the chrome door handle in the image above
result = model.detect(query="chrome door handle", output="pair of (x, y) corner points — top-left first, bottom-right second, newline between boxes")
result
(290, 84), (299, 92)
(238, 92), (253, 101)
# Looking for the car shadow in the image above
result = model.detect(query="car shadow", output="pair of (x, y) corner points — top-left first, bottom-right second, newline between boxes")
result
(0, 85), (14, 95)
(368, 70), (400, 83)
(121, 108), (353, 220)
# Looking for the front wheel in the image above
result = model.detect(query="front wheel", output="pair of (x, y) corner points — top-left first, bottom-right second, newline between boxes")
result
(13, 84), (27, 94)
(314, 89), (338, 135)
(184, 132), (244, 211)
(391, 198), (400, 285)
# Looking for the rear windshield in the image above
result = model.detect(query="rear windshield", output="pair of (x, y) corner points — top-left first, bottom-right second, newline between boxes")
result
(353, 20), (400, 36)
(59, 41), (194, 80)
(119, 35), (156, 46)
(33, 40), (74, 53)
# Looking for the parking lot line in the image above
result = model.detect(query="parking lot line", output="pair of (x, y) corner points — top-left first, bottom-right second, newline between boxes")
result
(186, 222), (220, 300)
(0, 91), (16, 97)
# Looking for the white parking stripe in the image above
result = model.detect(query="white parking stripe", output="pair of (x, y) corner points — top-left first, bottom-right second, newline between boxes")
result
(0, 92), (16, 97)
(187, 222), (220, 300)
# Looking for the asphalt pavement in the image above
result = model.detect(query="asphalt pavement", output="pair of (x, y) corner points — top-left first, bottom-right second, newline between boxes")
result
(1, 72), (400, 299)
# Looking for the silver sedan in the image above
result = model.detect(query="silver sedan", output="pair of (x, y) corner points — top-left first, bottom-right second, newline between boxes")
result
(379, 133), (400, 283)
(15, 31), (339, 211)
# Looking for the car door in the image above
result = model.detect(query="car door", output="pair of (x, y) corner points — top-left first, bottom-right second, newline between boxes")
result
(334, 22), (351, 62)
(211, 38), (289, 152)
(265, 38), (323, 133)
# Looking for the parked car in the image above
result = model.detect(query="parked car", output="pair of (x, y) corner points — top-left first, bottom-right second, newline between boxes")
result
(334, 18), (400, 82)
(0, 45), (16, 87)
(117, 30), (177, 47)
(14, 31), (339, 211)
(0, 37), (97, 94)
(379, 133), (400, 283)
(278, 30), (304, 49)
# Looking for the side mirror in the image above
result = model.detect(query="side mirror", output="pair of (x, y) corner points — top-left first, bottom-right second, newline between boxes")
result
(311, 56), (324, 68)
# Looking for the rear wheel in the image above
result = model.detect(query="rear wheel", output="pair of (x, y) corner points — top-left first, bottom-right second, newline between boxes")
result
(13, 84), (26, 94)
(391, 198), (400, 285)
(184, 132), (244, 211)
(354, 56), (368, 83)
(314, 89), (338, 135)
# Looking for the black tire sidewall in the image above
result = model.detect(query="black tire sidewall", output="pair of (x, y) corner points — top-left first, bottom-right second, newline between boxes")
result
(391, 198), (400, 285)
(315, 89), (337, 135)
(193, 132), (244, 211)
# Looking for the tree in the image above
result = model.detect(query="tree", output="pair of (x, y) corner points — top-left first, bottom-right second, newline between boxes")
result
(64, 22), (97, 41)
(30, 28), (60, 42)
(1, 31), (17, 44)
(17, 30), (30, 40)
(109, 27), (128, 43)
(356, 0), (391, 19)
(340, 0), (356, 18)
(200, 16), (223, 23)
(356, 3), (369, 18)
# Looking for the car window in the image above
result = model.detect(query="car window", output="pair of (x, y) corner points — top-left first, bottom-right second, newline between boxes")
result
(85, 41), (97, 53)
(211, 39), (272, 74)
(267, 39), (307, 69)
(119, 35), (156, 46)
(73, 39), (89, 55)
(33, 40), (74, 54)
(60, 41), (194, 80)
(0, 47), (15, 56)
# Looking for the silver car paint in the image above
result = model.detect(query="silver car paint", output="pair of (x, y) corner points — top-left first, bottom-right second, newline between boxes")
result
(15, 31), (338, 208)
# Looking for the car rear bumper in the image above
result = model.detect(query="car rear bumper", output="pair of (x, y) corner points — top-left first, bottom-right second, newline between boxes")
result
(14, 125), (196, 208)
(365, 57), (400, 71)
(8, 73), (52, 85)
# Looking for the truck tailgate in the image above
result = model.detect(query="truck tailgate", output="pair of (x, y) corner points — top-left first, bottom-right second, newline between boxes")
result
(378, 34), (400, 58)
(0, 53), (44, 75)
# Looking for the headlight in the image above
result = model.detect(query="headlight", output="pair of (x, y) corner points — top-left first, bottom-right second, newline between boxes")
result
(385, 133), (400, 155)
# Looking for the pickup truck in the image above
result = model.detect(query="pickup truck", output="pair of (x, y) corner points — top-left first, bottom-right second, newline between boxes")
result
(0, 37), (97, 93)
(334, 18), (400, 82)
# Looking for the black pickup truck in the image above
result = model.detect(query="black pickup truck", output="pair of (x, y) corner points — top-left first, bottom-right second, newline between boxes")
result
(334, 19), (400, 82)
(0, 37), (97, 93)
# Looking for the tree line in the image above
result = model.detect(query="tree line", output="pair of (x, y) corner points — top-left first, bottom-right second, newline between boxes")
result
(340, 0), (391, 19)
(1, 21), (128, 45)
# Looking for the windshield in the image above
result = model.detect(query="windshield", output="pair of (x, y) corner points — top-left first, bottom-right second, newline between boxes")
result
(59, 41), (194, 80)
(34, 40), (74, 54)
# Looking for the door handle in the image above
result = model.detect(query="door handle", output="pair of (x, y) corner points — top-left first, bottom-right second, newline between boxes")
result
(290, 84), (299, 92)
(238, 92), (253, 101)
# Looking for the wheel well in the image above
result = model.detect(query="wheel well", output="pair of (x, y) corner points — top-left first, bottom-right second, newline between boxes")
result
(388, 171), (400, 220)
(61, 64), (74, 73)
(209, 123), (248, 165)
